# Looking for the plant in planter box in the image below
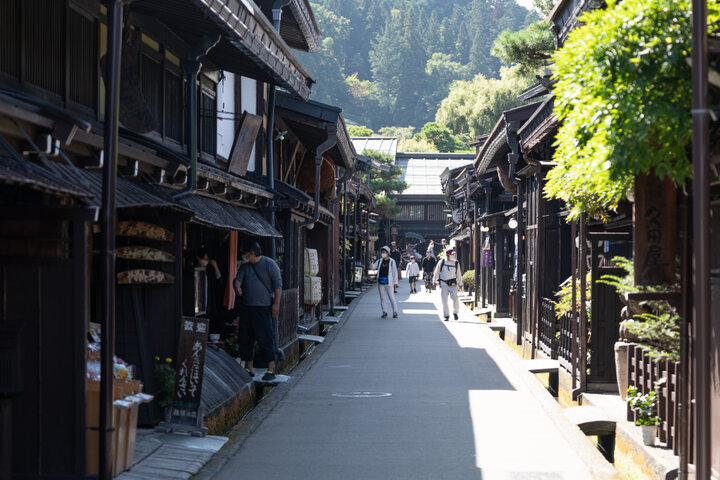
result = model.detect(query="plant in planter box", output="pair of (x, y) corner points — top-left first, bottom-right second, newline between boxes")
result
(153, 356), (175, 409)
(462, 270), (475, 292)
(627, 385), (661, 445)
(599, 256), (680, 360)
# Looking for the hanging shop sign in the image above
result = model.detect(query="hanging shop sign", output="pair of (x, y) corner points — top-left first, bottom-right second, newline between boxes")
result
(304, 248), (319, 276)
(117, 269), (175, 285)
(228, 112), (263, 177)
(304, 275), (322, 305)
(452, 209), (463, 224)
(117, 246), (175, 262)
(117, 221), (174, 242)
(633, 174), (677, 285)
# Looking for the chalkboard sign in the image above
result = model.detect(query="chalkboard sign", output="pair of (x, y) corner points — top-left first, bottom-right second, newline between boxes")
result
(167, 316), (209, 435)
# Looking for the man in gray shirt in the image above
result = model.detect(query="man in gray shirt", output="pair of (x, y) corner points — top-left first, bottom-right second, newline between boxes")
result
(233, 241), (282, 381)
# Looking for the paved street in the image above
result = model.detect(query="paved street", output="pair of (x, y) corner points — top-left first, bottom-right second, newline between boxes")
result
(211, 281), (619, 480)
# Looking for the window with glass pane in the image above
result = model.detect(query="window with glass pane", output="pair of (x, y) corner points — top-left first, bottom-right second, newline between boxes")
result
(396, 204), (424, 221)
(199, 77), (217, 156)
(141, 53), (162, 130)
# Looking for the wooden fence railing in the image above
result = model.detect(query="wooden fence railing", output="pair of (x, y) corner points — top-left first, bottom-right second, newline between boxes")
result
(278, 288), (299, 348)
(627, 344), (679, 452)
(538, 297), (559, 358)
(558, 311), (575, 372)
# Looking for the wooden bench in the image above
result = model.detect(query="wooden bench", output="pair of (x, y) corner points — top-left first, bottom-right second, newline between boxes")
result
(320, 317), (340, 325)
(523, 359), (559, 394)
(298, 334), (324, 344)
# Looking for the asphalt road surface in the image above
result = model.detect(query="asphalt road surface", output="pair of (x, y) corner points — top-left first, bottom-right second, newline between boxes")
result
(211, 281), (619, 480)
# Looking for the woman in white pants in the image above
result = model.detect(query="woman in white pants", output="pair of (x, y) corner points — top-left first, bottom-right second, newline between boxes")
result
(372, 245), (399, 318)
(432, 248), (463, 321)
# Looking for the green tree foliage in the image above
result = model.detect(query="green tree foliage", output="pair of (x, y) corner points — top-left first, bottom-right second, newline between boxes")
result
(362, 149), (408, 218)
(378, 126), (415, 140)
(347, 125), (374, 137)
(302, 0), (537, 131)
(414, 122), (462, 152)
(545, 0), (720, 219)
(533, 0), (555, 15)
(399, 136), (439, 153)
(436, 66), (536, 138)
(492, 21), (554, 75)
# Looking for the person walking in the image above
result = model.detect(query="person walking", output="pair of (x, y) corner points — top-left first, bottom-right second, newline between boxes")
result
(372, 246), (399, 318)
(389, 242), (402, 293)
(427, 240), (436, 258)
(233, 241), (282, 381)
(432, 248), (463, 321)
(406, 256), (420, 293)
(421, 250), (437, 292)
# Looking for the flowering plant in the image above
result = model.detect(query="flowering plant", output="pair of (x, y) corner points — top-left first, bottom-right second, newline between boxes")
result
(153, 356), (175, 408)
(627, 386), (661, 426)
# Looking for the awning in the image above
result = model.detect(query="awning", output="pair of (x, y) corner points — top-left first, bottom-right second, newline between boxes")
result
(50, 162), (193, 212)
(178, 194), (282, 238)
(451, 227), (472, 241)
(0, 156), (92, 198)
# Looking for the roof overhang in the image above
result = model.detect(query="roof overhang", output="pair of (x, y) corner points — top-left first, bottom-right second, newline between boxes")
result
(131, 0), (313, 100)
(275, 92), (355, 170)
(474, 102), (544, 174)
(177, 193), (282, 237)
(256, 0), (321, 52)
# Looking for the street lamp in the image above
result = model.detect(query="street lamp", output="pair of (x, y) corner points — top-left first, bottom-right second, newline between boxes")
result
(508, 217), (518, 229)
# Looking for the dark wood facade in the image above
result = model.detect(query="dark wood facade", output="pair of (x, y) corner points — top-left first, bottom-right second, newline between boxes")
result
(0, 0), (334, 477)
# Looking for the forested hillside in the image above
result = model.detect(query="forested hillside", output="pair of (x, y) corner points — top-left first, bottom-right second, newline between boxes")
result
(298, 0), (538, 133)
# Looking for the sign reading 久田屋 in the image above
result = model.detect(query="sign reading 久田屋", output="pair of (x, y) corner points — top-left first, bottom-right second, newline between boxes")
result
(633, 174), (677, 286)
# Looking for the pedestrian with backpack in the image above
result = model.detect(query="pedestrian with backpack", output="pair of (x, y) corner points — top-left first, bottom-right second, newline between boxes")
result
(372, 245), (399, 318)
(432, 248), (463, 321)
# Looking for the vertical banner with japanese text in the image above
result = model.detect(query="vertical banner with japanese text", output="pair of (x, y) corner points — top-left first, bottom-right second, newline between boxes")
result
(171, 316), (209, 427)
(633, 174), (677, 286)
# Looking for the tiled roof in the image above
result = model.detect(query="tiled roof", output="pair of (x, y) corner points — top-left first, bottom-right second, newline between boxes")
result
(395, 153), (474, 196)
(351, 137), (398, 159)
(0, 156), (92, 198)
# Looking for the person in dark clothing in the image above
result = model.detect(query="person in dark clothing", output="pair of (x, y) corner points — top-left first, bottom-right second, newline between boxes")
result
(390, 242), (402, 293)
(421, 251), (437, 292)
(196, 248), (223, 330)
(233, 241), (282, 381)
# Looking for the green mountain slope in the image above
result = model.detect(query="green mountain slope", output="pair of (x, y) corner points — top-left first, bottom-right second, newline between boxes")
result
(297, 0), (537, 132)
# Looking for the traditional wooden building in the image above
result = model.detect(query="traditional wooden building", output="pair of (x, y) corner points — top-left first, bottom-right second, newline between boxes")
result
(392, 152), (474, 252)
(0, 0), (330, 477)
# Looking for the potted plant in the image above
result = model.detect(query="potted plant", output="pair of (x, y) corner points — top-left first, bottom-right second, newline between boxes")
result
(462, 269), (475, 294)
(599, 257), (680, 399)
(153, 356), (175, 421)
(627, 385), (660, 445)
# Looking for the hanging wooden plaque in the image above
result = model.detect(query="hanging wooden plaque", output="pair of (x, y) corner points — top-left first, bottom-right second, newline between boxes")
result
(117, 246), (175, 263)
(227, 112), (262, 177)
(117, 269), (175, 285)
(633, 173), (677, 285)
(117, 221), (174, 242)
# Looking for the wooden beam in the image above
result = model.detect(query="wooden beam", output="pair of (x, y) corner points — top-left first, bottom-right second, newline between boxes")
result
(283, 141), (302, 183)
